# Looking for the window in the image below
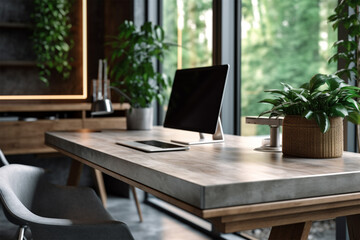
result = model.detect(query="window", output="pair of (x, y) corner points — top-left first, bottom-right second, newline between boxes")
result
(241, 0), (338, 135)
(162, 0), (213, 97)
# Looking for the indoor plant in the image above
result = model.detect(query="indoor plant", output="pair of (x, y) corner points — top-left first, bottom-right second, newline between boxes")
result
(31, 0), (73, 85)
(108, 20), (172, 130)
(259, 73), (360, 158)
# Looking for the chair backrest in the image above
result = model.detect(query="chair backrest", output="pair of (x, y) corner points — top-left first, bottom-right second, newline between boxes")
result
(0, 164), (45, 225)
(0, 149), (9, 166)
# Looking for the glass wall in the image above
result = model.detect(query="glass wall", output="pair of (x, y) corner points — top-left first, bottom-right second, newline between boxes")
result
(162, 0), (213, 102)
(241, 0), (338, 136)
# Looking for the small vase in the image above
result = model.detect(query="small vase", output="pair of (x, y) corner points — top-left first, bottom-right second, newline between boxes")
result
(126, 107), (153, 130)
(282, 115), (343, 158)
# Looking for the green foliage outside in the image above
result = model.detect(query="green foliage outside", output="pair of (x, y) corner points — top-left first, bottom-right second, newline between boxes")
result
(31, 0), (73, 85)
(242, 0), (337, 135)
(163, 0), (338, 135)
(162, 0), (213, 101)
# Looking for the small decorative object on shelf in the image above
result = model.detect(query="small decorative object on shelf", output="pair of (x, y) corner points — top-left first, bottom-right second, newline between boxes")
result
(91, 59), (113, 116)
(259, 74), (360, 158)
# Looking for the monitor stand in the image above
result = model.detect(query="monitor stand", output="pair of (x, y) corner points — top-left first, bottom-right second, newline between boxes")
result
(171, 117), (224, 145)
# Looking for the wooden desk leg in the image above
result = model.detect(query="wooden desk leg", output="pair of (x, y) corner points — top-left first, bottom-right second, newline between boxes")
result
(94, 169), (107, 208)
(347, 214), (360, 240)
(67, 160), (83, 186)
(131, 186), (143, 222)
(268, 222), (312, 240)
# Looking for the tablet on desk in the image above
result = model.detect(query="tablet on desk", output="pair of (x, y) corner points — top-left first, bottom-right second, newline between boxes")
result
(116, 140), (190, 153)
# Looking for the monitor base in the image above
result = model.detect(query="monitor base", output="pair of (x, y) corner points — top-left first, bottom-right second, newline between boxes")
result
(171, 117), (224, 145)
(254, 145), (282, 153)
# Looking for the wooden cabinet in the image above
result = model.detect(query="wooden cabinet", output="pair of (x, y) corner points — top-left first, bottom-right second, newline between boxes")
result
(0, 103), (129, 155)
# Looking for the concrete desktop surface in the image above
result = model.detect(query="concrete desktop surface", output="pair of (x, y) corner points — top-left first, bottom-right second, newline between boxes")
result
(45, 127), (360, 210)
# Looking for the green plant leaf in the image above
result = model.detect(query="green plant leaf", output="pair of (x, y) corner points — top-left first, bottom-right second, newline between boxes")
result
(325, 75), (343, 90)
(346, 98), (360, 111)
(264, 89), (288, 96)
(347, 112), (360, 124)
(309, 74), (327, 92)
(314, 112), (330, 133)
(281, 82), (293, 91)
(303, 110), (313, 119)
(259, 99), (282, 105)
(330, 103), (348, 117)
(293, 91), (308, 103)
(300, 83), (310, 90)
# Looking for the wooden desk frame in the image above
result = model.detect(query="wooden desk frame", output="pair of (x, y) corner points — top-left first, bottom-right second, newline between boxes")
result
(51, 145), (360, 240)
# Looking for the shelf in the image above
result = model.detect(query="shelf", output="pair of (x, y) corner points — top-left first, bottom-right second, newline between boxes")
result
(0, 61), (37, 67)
(0, 103), (130, 112)
(0, 22), (33, 29)
(0, 103), (128, 155)
(3, 147), (57, 155)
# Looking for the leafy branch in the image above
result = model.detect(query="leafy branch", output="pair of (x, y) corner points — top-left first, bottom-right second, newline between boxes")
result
(31, 0), (74, 85)
(328, 0), (359, 83)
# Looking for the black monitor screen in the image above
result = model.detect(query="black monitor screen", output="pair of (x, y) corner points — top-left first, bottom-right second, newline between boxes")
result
(164, 65), (229, 134)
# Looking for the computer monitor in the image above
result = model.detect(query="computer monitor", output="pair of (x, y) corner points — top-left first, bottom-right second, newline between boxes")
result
(163, 64), (229, 145)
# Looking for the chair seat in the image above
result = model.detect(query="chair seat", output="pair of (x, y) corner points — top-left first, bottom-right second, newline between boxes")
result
(33, 184), (113, 222)
(0, 164), (134, 240)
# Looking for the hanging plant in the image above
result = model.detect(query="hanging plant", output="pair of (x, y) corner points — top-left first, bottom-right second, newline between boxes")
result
(31, 0), (74, 85)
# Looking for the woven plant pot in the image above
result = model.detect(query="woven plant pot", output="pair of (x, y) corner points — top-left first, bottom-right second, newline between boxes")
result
(282, 115), (343, 158)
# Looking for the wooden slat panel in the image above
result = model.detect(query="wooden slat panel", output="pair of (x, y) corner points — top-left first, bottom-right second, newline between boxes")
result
(0, 119), (82, 154)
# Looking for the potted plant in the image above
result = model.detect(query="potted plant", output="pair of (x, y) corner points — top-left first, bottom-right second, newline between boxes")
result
(107, 20), (172, 130)
(259, 73), (360, 158)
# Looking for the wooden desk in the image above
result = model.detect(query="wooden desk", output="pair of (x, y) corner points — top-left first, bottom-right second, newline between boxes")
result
(45, 127), (360, 239)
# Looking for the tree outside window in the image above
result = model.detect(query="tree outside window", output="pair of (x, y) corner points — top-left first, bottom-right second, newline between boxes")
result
(241, 0), (337, 135)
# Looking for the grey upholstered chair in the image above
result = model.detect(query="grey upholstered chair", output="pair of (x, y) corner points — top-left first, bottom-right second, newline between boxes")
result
(0, 164), (134, 240)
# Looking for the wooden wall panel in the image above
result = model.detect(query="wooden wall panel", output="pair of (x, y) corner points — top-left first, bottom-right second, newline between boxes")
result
(0, 0), (135, 101)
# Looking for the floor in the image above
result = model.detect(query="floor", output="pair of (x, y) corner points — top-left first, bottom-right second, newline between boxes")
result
(0, 189), (337, 240)
(1, 155), (338, 240)
(0, 190), (244, 240)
